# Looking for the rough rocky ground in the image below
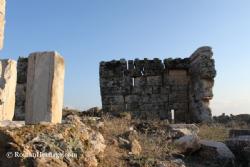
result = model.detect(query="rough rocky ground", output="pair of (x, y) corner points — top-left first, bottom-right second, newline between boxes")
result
(0, 110), (250, 167)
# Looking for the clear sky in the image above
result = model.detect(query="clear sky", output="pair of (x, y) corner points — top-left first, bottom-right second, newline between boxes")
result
(1, 0), (250, 115)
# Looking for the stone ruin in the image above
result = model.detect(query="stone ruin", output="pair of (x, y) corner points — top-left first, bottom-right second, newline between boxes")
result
(99, 47), (216, 123)
(0, 0), (65, 124)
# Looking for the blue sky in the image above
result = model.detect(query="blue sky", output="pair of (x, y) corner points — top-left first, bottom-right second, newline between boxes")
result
(1, 0), (250, 115)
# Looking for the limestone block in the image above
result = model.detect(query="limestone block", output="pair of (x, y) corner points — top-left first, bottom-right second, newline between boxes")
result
(25, 52), (65, 124)
(0, 59), (17, 121)
(0, 0), (6, 49)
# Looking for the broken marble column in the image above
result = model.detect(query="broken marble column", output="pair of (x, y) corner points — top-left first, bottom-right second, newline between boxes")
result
(0, 0), (6, 49)
(25, 52), (65, 124)
(0, 59), (17, 121)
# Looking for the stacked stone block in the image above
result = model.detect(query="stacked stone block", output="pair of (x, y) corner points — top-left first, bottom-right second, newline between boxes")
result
(100, 58), (191, 121)
(100, 47), (216, 123)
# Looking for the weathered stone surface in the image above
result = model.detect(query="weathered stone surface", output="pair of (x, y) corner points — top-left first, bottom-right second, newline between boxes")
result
(229, 129), (250, 138)
(0, 59), (17, 121)
(0, 0), (5, 49)
(14, 57), (28, 120)
(99, 47), (216, 123)
(168, 124), (199, 138)
(0, 120), (24, 128)
(199, 140), (235, 160)
(25, 52), (65, 124)
(225, 135), (250, 165)
(189, 46), (216, 123)
(175, 135), (200, 154)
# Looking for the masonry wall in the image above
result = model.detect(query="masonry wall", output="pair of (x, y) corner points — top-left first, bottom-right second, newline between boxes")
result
(99, 47), (216, 123)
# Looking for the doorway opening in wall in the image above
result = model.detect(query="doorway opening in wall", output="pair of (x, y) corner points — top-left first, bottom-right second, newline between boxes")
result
(171, 109), (175, 123)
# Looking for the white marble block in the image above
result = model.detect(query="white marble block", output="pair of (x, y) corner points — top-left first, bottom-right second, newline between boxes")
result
(25, 52), (65, 124)
(0, 59), (17, 121)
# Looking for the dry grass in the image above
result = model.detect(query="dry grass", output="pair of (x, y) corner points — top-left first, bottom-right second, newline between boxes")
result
(100, 114), (177, 167)
(100, 115), (131, 167)
(198, 124), (229, 141)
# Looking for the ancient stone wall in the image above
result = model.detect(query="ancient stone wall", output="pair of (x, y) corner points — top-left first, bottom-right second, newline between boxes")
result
(99, 47), (216, 123)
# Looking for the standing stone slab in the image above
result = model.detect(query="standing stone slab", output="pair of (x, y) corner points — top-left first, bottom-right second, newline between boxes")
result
(25, 52), (65, 124)
(14, 57), (28, 120)
(0, 59), (17, 120)
(0, 0), (6, 49)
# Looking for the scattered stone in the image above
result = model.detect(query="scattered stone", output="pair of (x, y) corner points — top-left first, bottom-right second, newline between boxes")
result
(156, 159), (186, 167)
(0, 59), (17, 121)
(0, 114), (106, 167)
(168, 124), (199, 139)
(34, 157), (68, 167)
(0, 120), (25, 128)
(25, 52), (65, 124)
(118, 137), (130, 146)
(175, 135), (200, 154)
(130, 139), (142, 156)
(96, 121), (104, 129)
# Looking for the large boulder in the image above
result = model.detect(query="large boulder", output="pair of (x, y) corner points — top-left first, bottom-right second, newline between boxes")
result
(175, 135), (200, 154)
(198, 140), (235, 166)
(225, 135), (250, 166)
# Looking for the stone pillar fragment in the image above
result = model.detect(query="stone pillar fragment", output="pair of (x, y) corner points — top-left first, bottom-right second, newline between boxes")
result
(189, 46), (216, 123)
(14, 57), (28, 120)
(0, 59), (17, 121)
(25, 52), (65, 124)
(0, 0), (6, 49)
